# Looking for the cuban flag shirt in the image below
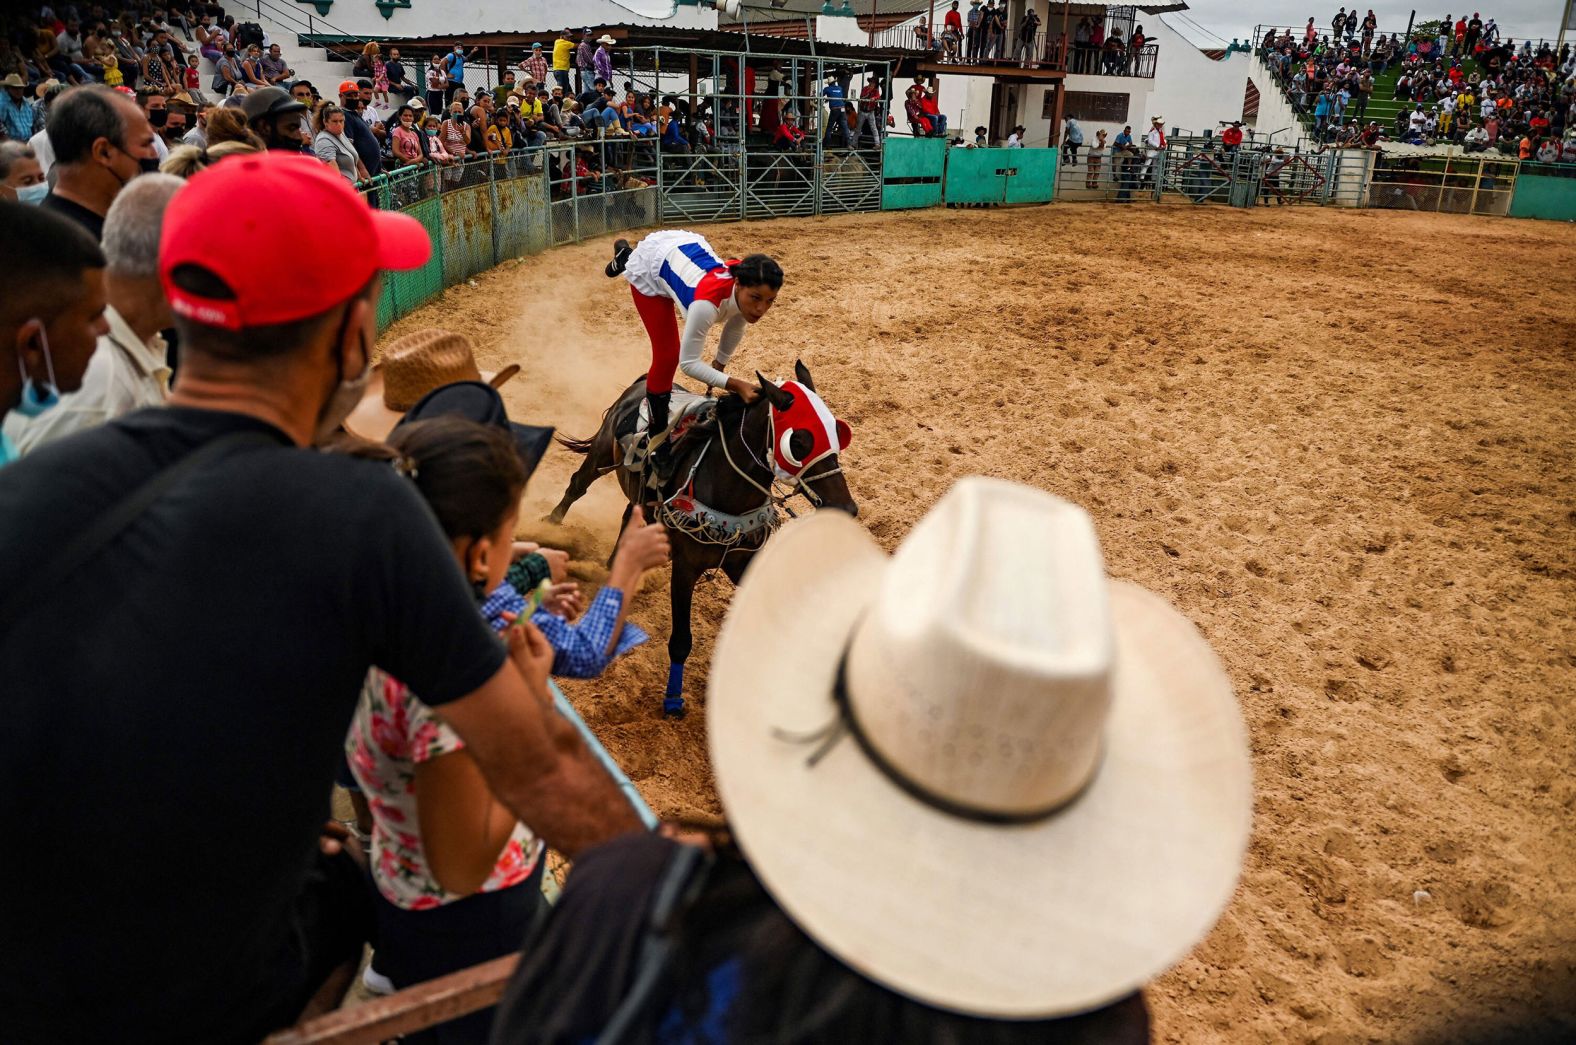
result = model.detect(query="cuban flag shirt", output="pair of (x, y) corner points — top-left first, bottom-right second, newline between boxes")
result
(623, 229), (747, 390)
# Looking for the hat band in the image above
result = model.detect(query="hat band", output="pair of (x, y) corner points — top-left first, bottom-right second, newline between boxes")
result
(782, 636), (1101, 826)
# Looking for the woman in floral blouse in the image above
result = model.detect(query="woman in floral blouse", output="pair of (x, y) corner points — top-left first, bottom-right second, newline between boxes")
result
(344, 415), (558, 1044)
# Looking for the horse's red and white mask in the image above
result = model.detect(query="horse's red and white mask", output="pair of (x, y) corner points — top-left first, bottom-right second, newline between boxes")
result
(768, 380), (851, 479)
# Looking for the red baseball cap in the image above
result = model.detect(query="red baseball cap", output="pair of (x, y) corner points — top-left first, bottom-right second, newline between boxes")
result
(338, 79), (361, 95)
(160, 152), (429, 330)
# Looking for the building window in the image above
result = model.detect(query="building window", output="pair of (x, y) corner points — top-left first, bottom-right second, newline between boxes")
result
(1050, 90), (1131, 123)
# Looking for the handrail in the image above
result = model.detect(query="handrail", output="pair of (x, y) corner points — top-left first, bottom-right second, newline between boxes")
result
(1251, 22), (1562, 54)
(250, 0), (363, 64)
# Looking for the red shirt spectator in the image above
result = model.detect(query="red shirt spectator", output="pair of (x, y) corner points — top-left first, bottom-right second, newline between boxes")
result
(774, 116), (805, 148)
(1221, 124), (1243, 147)
(944, 2), (962, 33)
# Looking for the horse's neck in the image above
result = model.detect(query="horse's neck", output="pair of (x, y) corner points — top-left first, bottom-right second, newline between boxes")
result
(692, 404), (773, 512)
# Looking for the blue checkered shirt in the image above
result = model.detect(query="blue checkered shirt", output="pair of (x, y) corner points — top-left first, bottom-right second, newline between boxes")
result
(480, 581), (648, 679)
(0, 92), (37, 143)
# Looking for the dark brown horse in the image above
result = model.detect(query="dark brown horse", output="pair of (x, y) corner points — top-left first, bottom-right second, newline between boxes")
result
(549, 361), (856, 716)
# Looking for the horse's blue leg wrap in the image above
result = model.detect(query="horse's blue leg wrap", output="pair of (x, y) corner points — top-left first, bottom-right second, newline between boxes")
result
(663, 662), (686, 717)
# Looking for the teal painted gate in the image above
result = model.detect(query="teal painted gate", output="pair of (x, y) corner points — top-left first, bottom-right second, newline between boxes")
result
(882, 138), (948, 210)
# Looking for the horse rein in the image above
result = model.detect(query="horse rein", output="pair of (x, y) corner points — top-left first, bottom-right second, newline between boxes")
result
(717, 402), (841, 514)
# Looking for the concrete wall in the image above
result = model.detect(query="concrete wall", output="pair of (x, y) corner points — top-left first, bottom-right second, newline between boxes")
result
(1248, 50), (1304, 144)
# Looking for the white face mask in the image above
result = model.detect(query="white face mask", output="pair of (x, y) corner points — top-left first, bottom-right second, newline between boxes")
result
(314, 338), (371, 442)
(15, 182), (49, 205)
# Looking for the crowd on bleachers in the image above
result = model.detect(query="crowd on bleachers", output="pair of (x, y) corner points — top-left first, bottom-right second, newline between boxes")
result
(1259, 11), (1576, 156)
(0, 4), (831, 205)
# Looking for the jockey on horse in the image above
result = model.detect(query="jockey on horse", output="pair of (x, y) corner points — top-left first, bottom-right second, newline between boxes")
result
(605, 231), (783, 489)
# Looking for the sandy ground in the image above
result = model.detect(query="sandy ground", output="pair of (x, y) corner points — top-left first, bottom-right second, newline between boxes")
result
(381, 203), (1576, 1043)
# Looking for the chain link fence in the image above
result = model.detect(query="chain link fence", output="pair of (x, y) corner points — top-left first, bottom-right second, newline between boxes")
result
(359, 145), (658, 330)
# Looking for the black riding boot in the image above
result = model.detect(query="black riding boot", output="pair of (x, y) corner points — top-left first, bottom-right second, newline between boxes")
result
(644, 390), (672, 484)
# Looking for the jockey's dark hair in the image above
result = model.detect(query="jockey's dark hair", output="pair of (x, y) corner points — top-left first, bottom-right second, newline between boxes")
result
(338, 417), (526, 541)
(728, 254), (783, 290)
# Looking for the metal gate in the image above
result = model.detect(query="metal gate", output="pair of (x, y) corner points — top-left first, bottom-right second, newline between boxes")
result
(1057, 143), (1375, 208)
(658, 150), (746, 225)
(1366, 155), (1520, 216)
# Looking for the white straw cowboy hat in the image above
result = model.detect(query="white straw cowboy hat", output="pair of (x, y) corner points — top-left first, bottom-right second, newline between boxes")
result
(708, 477), (1252, 1018)
(597, 34), (617, 45)
(345, 328), (521, 441)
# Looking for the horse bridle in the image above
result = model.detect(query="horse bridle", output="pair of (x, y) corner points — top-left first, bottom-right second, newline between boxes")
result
(717, 399), (842, 514)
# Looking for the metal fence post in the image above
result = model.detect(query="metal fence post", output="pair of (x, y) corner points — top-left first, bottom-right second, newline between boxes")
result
(488, 162), (502, 266)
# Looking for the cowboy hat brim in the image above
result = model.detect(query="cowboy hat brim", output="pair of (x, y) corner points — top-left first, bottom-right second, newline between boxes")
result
(343, 362), (521, 441)
(707, 511), (1252, 1019)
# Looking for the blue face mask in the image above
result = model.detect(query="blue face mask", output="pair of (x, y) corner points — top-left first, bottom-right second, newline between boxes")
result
(13, 320), (61, 419)
(15, 182), (49, 205)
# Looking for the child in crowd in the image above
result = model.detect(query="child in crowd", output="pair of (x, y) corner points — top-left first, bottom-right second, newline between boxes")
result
(344, 389), (667, 1043)
(102, 52), (122, 87)
(185, 54), (201, 92)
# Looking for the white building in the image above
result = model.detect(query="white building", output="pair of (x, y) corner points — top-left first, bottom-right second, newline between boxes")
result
(827, 2), (1253, 147)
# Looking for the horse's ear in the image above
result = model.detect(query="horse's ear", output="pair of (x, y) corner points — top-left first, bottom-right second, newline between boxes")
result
(793, 359), (815, 391)
(755, 372), (795, 411)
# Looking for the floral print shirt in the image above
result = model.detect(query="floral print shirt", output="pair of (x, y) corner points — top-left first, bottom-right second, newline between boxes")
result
(348, 667), (542, 910)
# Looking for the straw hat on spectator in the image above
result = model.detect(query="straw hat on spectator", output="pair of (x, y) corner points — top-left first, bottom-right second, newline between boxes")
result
(34, 78), (60, 99)
(0, 73), (24, 89)
(597, 34), (617, 45)
(346, 328), (522, 440)
(707, 477), (1252, 1019)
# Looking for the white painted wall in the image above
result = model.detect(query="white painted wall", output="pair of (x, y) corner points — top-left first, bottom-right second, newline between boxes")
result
(1143, 17), (1247, 137)
(1247, 50), (1304, 145)
(814, 14), (867, 46)
(242, 0), (714, 45)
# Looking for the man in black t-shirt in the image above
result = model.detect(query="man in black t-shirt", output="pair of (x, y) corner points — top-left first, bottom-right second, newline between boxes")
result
(42, 85), (159, 241)
(337, 79), (383, 177)
(0, 153), (642, 1044)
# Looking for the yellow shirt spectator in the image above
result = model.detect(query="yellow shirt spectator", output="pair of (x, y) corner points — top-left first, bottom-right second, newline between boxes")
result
(518, 98), (544, 121)
(552, 38), (573, 72)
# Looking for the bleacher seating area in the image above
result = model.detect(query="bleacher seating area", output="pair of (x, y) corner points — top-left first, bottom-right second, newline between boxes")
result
(1256, 16), (1574, 158)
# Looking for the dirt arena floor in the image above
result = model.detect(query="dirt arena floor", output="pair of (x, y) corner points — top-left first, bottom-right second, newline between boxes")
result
(383, 203), (1576, 1043)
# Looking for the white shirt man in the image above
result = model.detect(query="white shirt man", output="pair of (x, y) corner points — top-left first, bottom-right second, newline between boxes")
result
(3, 306), (171, 454)
(1479, 96), (1495, 119)
(1408, 108), (1428, 133)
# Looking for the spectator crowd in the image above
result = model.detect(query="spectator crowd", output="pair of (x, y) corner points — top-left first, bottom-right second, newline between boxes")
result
(2, 6), (896, 209)
(1259, 11), (1575, 156)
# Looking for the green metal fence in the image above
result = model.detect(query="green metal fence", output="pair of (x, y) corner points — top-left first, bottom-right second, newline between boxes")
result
(882, 138), (948, 210)
(362, 146), (658, 330)
(1507, 168), (1576, 221)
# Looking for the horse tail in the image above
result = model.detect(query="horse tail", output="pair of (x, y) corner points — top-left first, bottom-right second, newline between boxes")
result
(555, 394), (627, 456)
(555, 433), (597, 455)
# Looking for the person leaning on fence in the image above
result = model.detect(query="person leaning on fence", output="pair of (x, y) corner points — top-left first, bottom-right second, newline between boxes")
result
(0, 152), (648, 1043)
(315, 104), (368, 184)
(1085, 128), (1106, 188)
(1061, 115), (1082, 165)
(335, 373), (665, 1045)
(389, 104), (424, 170)
(338, 79), (383, 179)
(492, 477), (1252, 1045)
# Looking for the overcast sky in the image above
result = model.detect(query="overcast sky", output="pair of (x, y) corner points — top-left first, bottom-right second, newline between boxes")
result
(1163, 1), (1564, 50)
